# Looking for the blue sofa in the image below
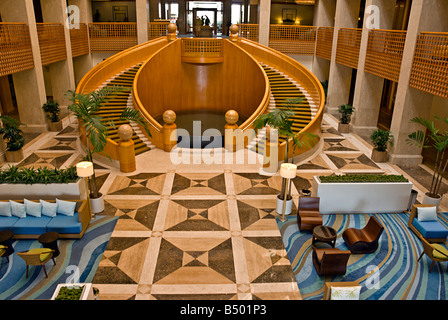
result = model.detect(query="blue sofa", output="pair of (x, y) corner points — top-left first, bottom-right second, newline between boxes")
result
(408, 204), (448, 243)
(0, 199), (90, 239)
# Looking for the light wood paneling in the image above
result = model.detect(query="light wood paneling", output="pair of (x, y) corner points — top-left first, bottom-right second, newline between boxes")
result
(70, 23), (89, 58)
(410, 32), (448, 99)
(335, 28), (362, 69)
(365, 29), (407, 83)
(237, 23), (259, 42)
(148, 22), (169, 40)
(316, 27), (334, 61)
(0, 23), (34, 77)
(36, 23), (67, 66)
(181, 38), (223, 63)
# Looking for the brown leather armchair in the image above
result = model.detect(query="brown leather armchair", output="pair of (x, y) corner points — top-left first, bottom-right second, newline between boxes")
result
(342, 216), (384, 254)
(312, 246), (351, 276)
(297, 197), (323, 231)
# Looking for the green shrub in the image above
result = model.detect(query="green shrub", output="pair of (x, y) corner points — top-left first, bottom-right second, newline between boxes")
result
(318, 174), (409, 183)
(0, 165), (78, 184)
(55, 285), (84, 300)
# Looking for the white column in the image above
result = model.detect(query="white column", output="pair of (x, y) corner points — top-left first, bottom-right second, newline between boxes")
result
(136, 0), (149, 43)
(258, 0), (270, 46)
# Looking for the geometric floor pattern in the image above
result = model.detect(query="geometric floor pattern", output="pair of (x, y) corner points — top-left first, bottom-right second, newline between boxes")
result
(1, 113), (443, 300)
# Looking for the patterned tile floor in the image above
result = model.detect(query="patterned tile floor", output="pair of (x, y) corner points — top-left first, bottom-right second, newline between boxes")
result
(2, 113), (445, 300)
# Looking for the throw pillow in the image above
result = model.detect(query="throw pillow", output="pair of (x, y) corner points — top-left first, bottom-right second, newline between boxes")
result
(10, 200), (26, 218)
(56, 199), (76, 216)
(40, 200), (58, 218)
(0, 202), (11, 217)
(24, 199), (42, 218)
(330, 286), (361, 300)
(417, 206), (438, 222)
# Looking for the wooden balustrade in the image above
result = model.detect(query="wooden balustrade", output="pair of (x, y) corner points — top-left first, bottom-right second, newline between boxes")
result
(316, 27), (334, 60)
(149, 22), (169, 39)
(336, 28), (362, 69)
(410, 32), (448, 98)
(365, 29), (407, 82)
(0, 23), (34, 77)
(88, 23), (137, 52)
(36, 23), (67, 66)
(181, 38), (223, 63)
(237, 23), (259, 42)
(70, 23), (89, 58)
(269, 25), (317, 55)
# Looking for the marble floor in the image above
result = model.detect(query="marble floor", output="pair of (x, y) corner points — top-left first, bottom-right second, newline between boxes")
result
(3, 112), (445, 300)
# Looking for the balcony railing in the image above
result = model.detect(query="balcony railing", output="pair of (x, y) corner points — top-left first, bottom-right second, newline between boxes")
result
(88, 23), (138, 52)
(70, 23), (89, 58)
(149, 22), (169, 39)
(410, 32), (448, 98)
(237, 23), (259, 42)
(316, 27), (334, 60)
(365, 29), (407, 82)
(269, 25), (317, 56)
(0, 23), (34, 77)
(36, 23), (67, 66)
(181, 38), (223, 63)
(336, 28), (362, 69)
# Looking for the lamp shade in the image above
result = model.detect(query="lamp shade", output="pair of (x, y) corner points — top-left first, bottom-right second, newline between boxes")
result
(76, 161), (94, 177)
(280, 163), (297, 179)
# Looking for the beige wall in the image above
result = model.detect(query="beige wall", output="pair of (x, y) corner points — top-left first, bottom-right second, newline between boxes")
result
(91, 1), (137, 22)
(270, 4), (314, 25)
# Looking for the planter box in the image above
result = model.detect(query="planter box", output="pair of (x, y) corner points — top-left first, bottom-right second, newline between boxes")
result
(0, 179), (87, 201)
(312, 176), (413, 214)
(51, 283), (97, 300)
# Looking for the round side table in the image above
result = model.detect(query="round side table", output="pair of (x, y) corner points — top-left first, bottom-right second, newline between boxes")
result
(38, 232), (60, 258)
(0, 230), (15, 260)
(312, 225), (337, 248)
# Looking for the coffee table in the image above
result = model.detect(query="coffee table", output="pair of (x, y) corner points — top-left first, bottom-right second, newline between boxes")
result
(38, 232), (60, 258)
(312, 225), (337, 248)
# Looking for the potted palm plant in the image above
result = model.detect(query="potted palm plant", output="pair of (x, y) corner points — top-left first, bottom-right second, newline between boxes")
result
(407, 115), (448, 207)
(337, 104), (355, 133)
(42, 100), (62, 131)
(370, 128), (393, 163)
(253, 97), (319, 215)
(0, 115), (25, 163)
(65, 85), (151, 213)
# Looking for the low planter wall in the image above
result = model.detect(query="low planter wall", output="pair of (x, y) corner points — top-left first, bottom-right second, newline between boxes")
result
(312, 176), (413, 214)
(0, 179), (87, 201)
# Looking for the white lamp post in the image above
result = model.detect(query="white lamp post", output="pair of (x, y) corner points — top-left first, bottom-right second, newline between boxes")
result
(76, 161), (94, 219)
(279, 163), (297, 222)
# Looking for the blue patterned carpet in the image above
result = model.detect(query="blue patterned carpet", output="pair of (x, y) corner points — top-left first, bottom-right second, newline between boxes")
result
(0, 215), (118, 300)
(277, 212), (448, 300)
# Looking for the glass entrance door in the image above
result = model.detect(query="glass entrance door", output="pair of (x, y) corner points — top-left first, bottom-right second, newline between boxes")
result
(187, 1), (223, 35)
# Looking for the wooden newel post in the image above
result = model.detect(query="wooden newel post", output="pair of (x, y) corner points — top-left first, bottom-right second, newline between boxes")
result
(229, 24), (239, 42)
(167, 23), (177, 41)
(117, 124), (136, 173)
(224, 110), (239, 152)
(163, 110), (177, 152)
(263, 126), (279, 174)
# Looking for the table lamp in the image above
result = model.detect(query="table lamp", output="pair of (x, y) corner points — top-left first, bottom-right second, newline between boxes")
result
(76, 161), (94, 219)
(279, 163), (297, 222)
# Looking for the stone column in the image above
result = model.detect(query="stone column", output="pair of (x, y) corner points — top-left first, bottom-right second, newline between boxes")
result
(325, 0), (361, 115)
(0, 0), (47, 133)
(258, 0), (271, 46)
(388, 0), (448, 167)
(350, 0), (396, 137)
(68, 0), (93, 86)
(312, 0), (336, 82)
(136, 0), (149, 43)
(178, 0), (186, 35)
(41, 0), (76, 107)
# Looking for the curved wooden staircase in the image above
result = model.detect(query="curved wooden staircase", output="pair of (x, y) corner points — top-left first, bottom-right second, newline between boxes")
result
(96, 63), (153, 155)
(248, 63), (318, 155)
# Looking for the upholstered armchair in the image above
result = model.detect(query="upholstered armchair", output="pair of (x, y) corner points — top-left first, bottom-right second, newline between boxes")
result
(342, 216), (384, 254)
(323, 281), (362, 300)
(0, 245), (8, 262)
(408, 204), (448, 243)
(17, 248), (55, 278)
(417, 235), (448, 272)
(297, 197), (323, 231)
(312, 246), (351, 276)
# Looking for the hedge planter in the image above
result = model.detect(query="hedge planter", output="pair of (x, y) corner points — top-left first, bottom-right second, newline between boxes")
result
(51, 283), (98, 300)
(0, 179), (87, 201)
(312, 175), (413, 214)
